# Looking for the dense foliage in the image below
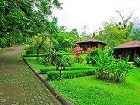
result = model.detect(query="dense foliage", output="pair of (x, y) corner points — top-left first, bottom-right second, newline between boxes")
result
(94, 22), (133, 48)
(0, 0), (61, 48)
(55, 54), (74, 70)
(135, 57), (140, 67)
(90, 49), (133, 82)
(131, 29), (140, 40)
(72, 45), (83, 63)
(55, 32), (79, 51)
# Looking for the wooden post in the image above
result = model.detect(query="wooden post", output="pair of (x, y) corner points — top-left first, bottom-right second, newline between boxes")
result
(134, 49), (137, 60)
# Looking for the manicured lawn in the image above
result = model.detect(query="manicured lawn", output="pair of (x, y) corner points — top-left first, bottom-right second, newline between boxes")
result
(49, 68), (140, 105)
(25, 57), (50, 72)
(25, 56), (140, 105)
(25, 57), (95, 80)
(25, 56), (94, 72)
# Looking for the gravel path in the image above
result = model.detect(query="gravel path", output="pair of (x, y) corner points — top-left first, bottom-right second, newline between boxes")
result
(0, 46), (61, 105)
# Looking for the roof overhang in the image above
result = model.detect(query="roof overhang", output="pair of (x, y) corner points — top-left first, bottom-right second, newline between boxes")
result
(114, 46), (140, 49)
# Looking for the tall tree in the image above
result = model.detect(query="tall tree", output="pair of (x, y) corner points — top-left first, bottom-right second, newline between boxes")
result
(55, 31), (79, 51)
(70, 28), (79, 36)
(0, 0), (62, 47)
(94, 11), (134, 48)
(115, 11), (133, 29)
(131, 29), (140, 40)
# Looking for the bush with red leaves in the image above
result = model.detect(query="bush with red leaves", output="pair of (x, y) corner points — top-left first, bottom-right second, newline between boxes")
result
(72, 45), (83, 63)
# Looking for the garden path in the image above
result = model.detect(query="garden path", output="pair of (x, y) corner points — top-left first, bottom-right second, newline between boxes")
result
(0, 46), (61, 105)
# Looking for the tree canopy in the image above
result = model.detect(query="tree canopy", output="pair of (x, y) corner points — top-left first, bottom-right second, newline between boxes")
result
(94, 11), (135, 48)
(0, 0), (61, 47)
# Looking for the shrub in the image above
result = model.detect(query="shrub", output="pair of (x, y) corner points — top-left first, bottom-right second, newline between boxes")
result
(55, 54), (74, 70)
(46, 70), (95, 80)
(85, 48), (92, 54)
(72, 45), (83, 63)
(25, 45), (36, 55)
(39, 65), (94, 74)
(90, 49), (133, 82)
(86, 55), (91, 64)
(37, 57), (47, 65)
(89, 48), (101, 65)
(135, 57), (140, 67)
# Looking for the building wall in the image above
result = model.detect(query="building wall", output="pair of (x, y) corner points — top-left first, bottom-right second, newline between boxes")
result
(77, 42), (105, 51)
(114, 47), (140, 61)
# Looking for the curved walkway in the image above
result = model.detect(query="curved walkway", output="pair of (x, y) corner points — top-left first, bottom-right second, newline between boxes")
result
(0, 46), (61, 105)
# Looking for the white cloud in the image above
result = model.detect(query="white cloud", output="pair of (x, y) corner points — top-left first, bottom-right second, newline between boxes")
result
(53, 0), (140, 34)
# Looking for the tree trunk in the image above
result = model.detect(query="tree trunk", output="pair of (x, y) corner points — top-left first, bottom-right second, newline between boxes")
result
(48, 35), (52, 64)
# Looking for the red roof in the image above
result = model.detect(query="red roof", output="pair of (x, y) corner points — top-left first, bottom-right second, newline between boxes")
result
(76, 39), (106, 44)
(114, 41), (140, 49)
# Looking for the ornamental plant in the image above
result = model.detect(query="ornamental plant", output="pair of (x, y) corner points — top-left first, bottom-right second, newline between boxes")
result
(72, 45), (83, 63)
(85, 47), (97, 64)
(55, 54), (74, 70)
(85, 48), (92, 64)
(85, 47), (96, 54)
(90, 49), (133, 82)
(85, 48), (92, 54)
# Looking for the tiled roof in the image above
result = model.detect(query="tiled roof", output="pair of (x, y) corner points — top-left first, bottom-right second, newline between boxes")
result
(114, 41), (140, 49)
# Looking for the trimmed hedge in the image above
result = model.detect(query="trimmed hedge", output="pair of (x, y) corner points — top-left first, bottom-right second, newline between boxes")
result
(65, 66), (94, 70)
(40, 68), (56, 74)
(46, 70), (95, 80)
(39, 66), (95, 74)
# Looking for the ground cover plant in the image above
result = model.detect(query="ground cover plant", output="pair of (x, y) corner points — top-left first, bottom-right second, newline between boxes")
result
(49, 68), (140, 105)
(24, 54), (95, 80)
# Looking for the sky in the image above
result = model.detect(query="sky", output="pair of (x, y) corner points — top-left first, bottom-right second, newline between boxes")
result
(53, 0), (140, 34)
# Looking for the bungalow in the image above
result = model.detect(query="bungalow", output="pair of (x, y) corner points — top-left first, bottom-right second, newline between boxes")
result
(76, 39), (106, 51)
(114, 41), (140, 61)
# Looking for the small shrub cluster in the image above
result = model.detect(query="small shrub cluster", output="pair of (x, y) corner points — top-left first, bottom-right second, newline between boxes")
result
(72, 45), (83, 63)
(55, 54), (74, 70)
(134, 57), (140, 67)
(90, 49), (133, 82)
(25, 45), (36, 55)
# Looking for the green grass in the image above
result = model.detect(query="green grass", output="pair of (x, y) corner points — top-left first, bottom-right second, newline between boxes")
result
(25, 57), (51, 72)
(25, 56), (95, 80)
(24, 56), (94, 72)
(49, 68), (140, 105)
(25, 56), (140, 105)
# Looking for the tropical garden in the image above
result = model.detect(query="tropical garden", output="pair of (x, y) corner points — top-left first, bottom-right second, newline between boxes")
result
(0, 0), (140, 105)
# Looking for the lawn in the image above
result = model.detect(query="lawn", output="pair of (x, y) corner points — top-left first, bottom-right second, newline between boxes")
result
(49, 68), (140, 105)
(25, 56), (140, 105)
(24, 56), (95, 80)
(25, 57), (55, 72)
(25, 54), (88, 71)
(24, 55), (95, 73)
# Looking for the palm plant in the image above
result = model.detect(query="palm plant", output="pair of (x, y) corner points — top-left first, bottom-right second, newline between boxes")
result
(90, 48), (133, 82)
